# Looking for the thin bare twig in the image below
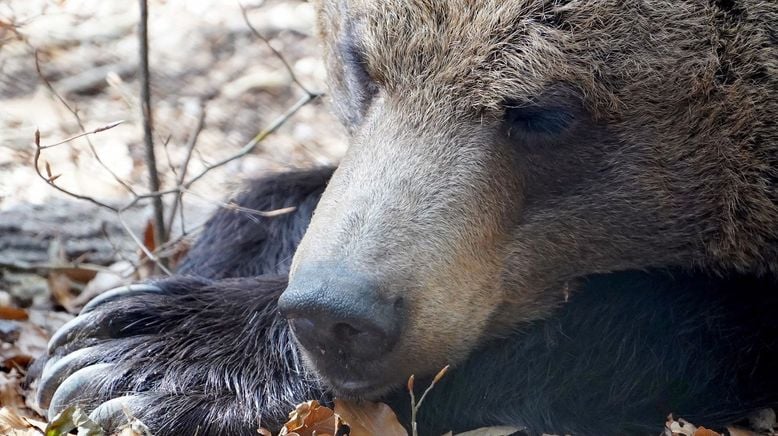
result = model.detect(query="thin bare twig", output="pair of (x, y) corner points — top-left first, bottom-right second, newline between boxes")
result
(182, 187), (296, 218)
(183, 92), (318, 189)
(166, 102), (207, 234)
(39, 120), (125, 149)
(408, 366), (449, 436)
(116, 197), (173, 276)
(32, 127), (177, 276)
(239, 2), (316, 97)
(32, 129), (118, 211)
(100, 222), (142, 272)
(154, 222), (204, 255)
(161, 134), (177, 178)
(28, 2), (322, 278)
(34, 51), (138, 196)
(138, 0), (167, 262)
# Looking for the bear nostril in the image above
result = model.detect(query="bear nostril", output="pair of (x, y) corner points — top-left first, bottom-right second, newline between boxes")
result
(333, 322), (362, 341)
(280, 265), (403, 363)
(288, 315), (396, 361)
(288, 317), (323, 352)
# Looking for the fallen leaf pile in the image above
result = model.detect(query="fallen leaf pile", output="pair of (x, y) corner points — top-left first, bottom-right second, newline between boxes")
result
(664, 413), (777, 436)
(275, 400), (344, 436)
(0, 406), (46, 436)
(0, 405), (150, 436)
(272, 399), (407, 436)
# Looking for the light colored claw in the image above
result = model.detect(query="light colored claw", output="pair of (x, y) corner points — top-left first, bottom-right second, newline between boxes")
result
(89, 395), (147, 431)
(82, 284), (162, 314)
(48, 284), (162, 354)
(47, 312), (103, 354)
(48, 363), (114, 419)
(37, 346), (101, 410)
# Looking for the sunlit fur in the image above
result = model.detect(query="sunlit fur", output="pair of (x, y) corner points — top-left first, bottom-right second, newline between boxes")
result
(289, 0), (778, 391)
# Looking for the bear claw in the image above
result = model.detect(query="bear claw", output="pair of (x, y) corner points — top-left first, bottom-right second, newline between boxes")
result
(48, 363), (115, 419)
(89, 395), (146, 431)
(82, 284), (163, 314)
(47, 284), (163, 354)
(46, 313), (105, 354)
(37, 346), (103, 410)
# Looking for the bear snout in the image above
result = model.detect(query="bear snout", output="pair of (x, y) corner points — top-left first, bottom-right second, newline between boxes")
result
(279, 264), (404, 386)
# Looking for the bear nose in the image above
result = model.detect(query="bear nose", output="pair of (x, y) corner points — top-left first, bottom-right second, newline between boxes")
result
(279, 266), (402, 361)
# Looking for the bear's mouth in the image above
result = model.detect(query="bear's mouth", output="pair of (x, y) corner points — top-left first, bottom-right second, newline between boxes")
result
(325, 376), (389, 399)
(299, 350), (402, 399)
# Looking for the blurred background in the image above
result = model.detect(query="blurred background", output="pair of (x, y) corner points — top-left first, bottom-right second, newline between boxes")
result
(1, 0), (344, 206)
(0, 0), (345, 419)
(0, 0), (346, 290)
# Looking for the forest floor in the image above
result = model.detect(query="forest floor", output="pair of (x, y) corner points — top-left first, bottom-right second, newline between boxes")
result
(0, 0), (344, 433)
(0, 1), (776, 436)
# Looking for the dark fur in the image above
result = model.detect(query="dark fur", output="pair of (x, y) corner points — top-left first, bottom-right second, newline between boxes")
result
(177, 168), (331, 278)
(35, 169), (778, 435)
(286, 0), (778, 391)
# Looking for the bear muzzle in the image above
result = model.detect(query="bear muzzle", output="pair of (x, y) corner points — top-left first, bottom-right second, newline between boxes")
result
(279, 263), (405, 396)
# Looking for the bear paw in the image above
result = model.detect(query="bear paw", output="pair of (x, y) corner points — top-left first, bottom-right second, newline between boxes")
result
(34, 276), (325, 435)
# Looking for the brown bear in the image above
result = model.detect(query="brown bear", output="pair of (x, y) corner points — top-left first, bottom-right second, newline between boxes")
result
(280, 0), (778, 399)
(34, 1), (778, 435)
(35, 169), (778, 435)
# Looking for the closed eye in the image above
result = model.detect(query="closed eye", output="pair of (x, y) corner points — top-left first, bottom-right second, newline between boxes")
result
(342, 40), (373, 93)
(337, 24), (378, 127)
(504, 103), (574, 137)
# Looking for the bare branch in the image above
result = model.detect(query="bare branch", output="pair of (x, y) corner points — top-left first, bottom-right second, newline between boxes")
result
(155, 222), (204, 254)
(100, 222), (142, 272)
(32, 129), (118, 211)
(39, 120), (125, 149)
(183, 92), (318, 189)
(117, 209), (173, 276)
(27, 3), (321, 279)
(182, 187), (296, 218)
(239, 2), (315, 97)
(34, 51), (138, 195)
(166, 102), (207, 234)
(138, 0), (168, 261)
(0, 260), (118, 275)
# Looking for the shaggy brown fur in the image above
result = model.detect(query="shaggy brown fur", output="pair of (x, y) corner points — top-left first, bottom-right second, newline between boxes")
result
(286, 0), (778, 397)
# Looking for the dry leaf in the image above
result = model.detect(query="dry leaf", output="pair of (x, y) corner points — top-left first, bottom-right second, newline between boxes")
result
(72, 260), (135, 309)
(48, 272), (78, 314)
(58, 267), (99, 284)
(334, 399), (407, 436)
(142, 220), (156, 253)
(665, 415), (697, 436)
(0, 307), (29, 321)
(0, 407), (45, 436)
(0, 318), (48, 369)
(0, 370), (27, 412)
(45, 405), (104, 436)
(281, 400), (339, 436)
